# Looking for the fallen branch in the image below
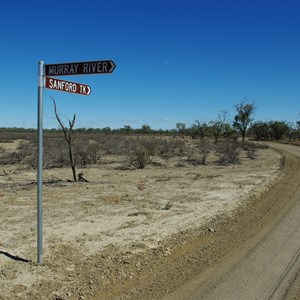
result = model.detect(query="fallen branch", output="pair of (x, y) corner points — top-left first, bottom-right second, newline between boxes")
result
(78, 172), (89, 182)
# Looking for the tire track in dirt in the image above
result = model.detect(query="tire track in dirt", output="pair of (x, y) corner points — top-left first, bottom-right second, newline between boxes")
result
(171, 190), (300, 300)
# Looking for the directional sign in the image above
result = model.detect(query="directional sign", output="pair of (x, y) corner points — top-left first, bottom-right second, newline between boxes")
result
(45, 77), (92, 96)
(45, 60), (116, 76)
(37, 59), (116, 264)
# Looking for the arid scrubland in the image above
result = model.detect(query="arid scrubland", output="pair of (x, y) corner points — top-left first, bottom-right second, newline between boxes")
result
(0, 131), (282, 299)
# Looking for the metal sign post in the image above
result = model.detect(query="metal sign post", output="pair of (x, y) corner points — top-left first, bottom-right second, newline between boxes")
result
(37, 61), (44, 264)
(36, 59), (115, 264)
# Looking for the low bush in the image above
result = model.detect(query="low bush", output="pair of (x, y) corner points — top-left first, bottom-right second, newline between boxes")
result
(128, 148), (150, 169)
(242, 142), (257, 160)
(187, 140), (211, 165)
(217, 141), (240, 165)
(0, 148), (25, 165)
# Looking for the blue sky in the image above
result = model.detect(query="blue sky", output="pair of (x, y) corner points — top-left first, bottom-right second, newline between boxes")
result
(0, 0), (299, 130)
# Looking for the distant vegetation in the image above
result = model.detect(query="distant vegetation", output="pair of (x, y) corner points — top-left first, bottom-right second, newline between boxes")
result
(0, 99), (299, 180)
(1, 98), (297, 141)
(0, 119), (298, 141)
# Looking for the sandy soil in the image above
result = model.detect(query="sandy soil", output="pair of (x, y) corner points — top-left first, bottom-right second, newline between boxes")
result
(0, 144), (282, 299)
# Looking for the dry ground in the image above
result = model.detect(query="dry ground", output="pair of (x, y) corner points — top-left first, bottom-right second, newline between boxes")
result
(0, 142), (283, 299)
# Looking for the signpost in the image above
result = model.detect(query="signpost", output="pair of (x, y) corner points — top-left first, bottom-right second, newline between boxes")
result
(37, 61), (44, 264)
(45, 77), (92, 96)
(37, 59), (115, 264)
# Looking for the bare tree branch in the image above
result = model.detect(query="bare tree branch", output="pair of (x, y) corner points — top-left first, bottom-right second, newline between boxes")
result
(51, 96), (77, 182)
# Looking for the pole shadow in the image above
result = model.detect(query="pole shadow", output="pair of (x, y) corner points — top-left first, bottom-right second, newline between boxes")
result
(0, 251), (32, 263)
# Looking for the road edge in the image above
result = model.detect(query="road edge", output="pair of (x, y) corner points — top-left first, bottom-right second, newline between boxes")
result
(95, 144), (300, 300)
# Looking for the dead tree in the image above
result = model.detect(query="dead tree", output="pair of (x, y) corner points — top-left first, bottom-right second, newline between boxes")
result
(51, 97), (77, 182)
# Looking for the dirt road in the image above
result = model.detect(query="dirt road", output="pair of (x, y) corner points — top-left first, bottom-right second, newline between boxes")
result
(162, 143), (300, 300)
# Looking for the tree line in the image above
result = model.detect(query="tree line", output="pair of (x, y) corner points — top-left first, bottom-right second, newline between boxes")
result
(0, 98), (299, 142)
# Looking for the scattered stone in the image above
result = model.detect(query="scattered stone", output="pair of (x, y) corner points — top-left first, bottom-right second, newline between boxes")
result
(163, 202), (172, 210)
